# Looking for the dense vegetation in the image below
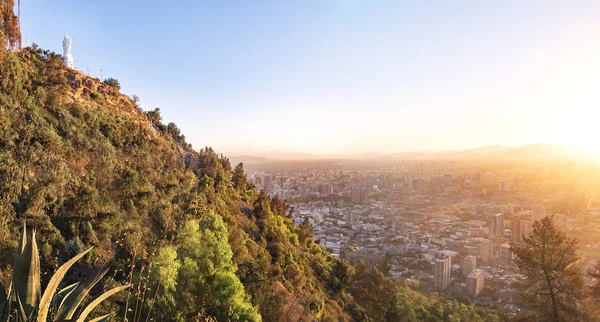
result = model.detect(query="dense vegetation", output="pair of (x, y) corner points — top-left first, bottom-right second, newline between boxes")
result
(0, 0), (21, 51)
(0, 46), (508, 321)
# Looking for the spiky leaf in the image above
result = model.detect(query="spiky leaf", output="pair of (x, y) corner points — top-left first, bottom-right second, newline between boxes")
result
(36, 247), (93, 322)
(75, 284), (130, 322)
(15, 292), (28, 322)
(11, 222), (27, 302)
(55, 267), (109, 320)
(15, 222), (26, 263)
(52, 282), (79, 312)
(0, 282), (8, 319)
(88, 313), (112, 322)
(13, 229), (41, 317)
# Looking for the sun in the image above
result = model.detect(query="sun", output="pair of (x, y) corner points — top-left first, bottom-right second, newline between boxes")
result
(571, 142), (600, 160)
(546, 126), (600, 160)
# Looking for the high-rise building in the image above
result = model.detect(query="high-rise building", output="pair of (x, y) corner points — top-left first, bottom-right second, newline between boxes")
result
(498, 243), (513, 266)
(461, 255), (477, 277)
(434, 256), (451, 290)
(480, 239), (493, 262)
(512, 219), (532, 242)
(515, 177), (523, 191)
(499, 180), (510, 192)
(350, 186), (367, 203)
(443, 174), (453, 186)
(489, 213), (504, 237)
(511, 219), (521, 242)
(467, 269), (485, 297)
(315, 183), (333, 195)
(263, 175), (273, 193)
(532, 205), (546, 222)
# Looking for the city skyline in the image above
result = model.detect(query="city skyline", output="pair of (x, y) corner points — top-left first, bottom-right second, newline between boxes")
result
(20, 1), (600, 156)
(249, 154), (600, 316)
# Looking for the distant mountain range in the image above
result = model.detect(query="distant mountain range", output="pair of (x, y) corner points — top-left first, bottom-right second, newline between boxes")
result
(229, 144), (587, 164)
(383, 144), (583, 161)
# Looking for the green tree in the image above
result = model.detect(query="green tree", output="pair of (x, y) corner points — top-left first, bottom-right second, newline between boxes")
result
(68, 236), (83, 258)
(330, 257), (354, 293)
(284, 260), (306, 291)
(379, 252), (392, 277)
(102, 77), (121, 90)
(232, 163), (247, 196)
(348, 263), (397, 320)
(166, 122), (181, 141)
(512, 216), (583, 322)
(298, 217), (314, 244)
(270, 195), (285, 215)
(150, 245), (181, 321)
(131, 94), (141, 109)
(147, 107), (162, 125)
(175, 213), (261, 322)
(253, 189), (270, 219)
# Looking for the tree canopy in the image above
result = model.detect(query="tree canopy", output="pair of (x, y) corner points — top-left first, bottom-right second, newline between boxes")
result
(102, 77), (121, 91)
(154, 214), (261, 322)
(512, 216), (584, 321)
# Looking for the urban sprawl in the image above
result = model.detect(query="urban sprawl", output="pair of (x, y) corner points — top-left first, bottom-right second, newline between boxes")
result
(247, 159), (600, 314)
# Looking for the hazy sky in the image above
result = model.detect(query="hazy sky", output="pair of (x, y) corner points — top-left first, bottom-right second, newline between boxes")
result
(21, 1), (600, 156)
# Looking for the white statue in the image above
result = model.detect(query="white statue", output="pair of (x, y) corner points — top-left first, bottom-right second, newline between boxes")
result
(62, 34), (75, 68)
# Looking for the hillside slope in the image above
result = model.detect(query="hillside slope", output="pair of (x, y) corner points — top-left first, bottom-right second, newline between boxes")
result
(0, 47), (505, 321)
(0, 45), (351, 321)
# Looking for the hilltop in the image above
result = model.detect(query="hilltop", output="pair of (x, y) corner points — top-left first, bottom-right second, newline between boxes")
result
(0, 47), (505, 321)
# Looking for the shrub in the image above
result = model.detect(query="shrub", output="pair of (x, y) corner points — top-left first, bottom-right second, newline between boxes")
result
(68, 236), (83, 258)
(103, 77), (121, 91)
(86, 247), (98, 264)
(90, 90), (104, 100)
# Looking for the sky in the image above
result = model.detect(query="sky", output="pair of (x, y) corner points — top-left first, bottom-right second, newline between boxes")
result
(20, 1), (600, 156)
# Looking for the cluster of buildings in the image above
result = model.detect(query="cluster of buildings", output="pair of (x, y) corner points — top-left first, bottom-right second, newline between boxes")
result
(247, 159), (599, 311)
(249, 163), (489, 200)
(290, 196), (560, 303)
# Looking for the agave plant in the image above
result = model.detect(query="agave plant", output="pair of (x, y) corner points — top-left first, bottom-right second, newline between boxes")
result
(0, 223), (129, 321)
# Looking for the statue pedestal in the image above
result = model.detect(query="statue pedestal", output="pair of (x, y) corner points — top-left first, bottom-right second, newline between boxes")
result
(64, 54), (74, 69)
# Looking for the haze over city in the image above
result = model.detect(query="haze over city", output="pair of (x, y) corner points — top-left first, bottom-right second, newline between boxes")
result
(19, 0), (600, 157)
(4, 1), (600, 321)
